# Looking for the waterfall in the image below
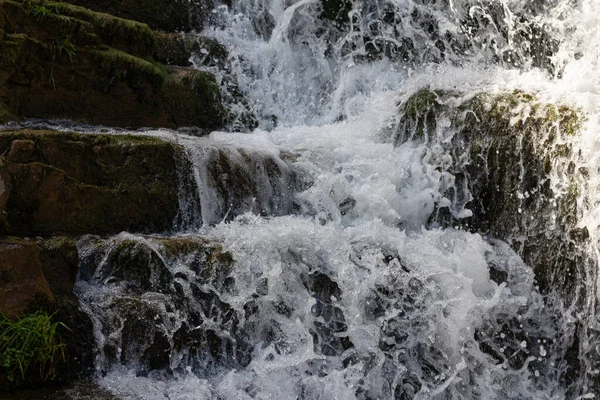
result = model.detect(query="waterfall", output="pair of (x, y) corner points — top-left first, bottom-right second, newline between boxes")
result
(72, 0), (600, 398)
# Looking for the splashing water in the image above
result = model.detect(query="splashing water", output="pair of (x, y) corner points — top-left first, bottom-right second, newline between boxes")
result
(73, 0), (600, 398)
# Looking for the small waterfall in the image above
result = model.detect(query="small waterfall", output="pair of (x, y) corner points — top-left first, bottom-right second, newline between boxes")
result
(69, 0), (600, 398)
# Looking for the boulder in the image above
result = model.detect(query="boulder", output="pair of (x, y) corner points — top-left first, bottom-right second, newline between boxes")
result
(0, 130), (182, 235)
(76, 234), (240, 374)
(154, 32), (228, 68)
(57, 0), (209, 32)
(0, 0), (225, 129)
(0, 156), (11, 231)
(0, 236), (95, 389)
(0, 238), (54, 319)
(395, 88), (586, 296)
(395, 88), (589, 392)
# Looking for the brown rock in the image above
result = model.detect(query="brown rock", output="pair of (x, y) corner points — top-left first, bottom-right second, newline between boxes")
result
(0, 238), (55, 319)
(38, 237), (79, 297)
(1, 130), (182, 235)
(0, 1), (225, 130)
(7, 139), (35, 163)
(0, 156), (11, 227)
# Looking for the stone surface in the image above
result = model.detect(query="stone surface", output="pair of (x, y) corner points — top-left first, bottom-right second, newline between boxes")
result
(0, 236), (95, 389)
(0, 238), (55, 319)
(0, 0), (225, 129)
(0, 156), (11, 231)
(0, 130), (182, 235)
(77, 234), (238, 374)
(395, 88), (588, 391)
(58, 0), (209, 32)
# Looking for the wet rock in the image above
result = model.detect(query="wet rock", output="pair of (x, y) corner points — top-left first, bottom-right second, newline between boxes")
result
(396, 87), (588, 389)
(155, 33), (228, 68)
(396, 89), (585, 296)
(76, 234), (246, 374)
(164, 67), (225, 130)
(7, 139), (35, 162)
(0, 130), (181, 235)
(197, 145), (296, 225)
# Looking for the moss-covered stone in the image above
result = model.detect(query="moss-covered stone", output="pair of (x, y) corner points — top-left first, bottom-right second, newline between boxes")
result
(396, 88), (589, 390)
(396, 88), (587, 295)
(0, 100), (15, 124)
(0, 0), (225, 129)
(45, 1), (157, 58)
(154, 33), (229, 69)
(76, 233), (239, 373)
(0, 129), (182, 235)
(164, 67), (225, 129)
(57, 0), (208, 32)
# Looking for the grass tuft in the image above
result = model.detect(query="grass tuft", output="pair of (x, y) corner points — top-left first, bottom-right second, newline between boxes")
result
(0, 311), (69, 382)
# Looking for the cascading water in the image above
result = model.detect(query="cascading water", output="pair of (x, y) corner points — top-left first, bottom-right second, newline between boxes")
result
(71, 0), (600, 398)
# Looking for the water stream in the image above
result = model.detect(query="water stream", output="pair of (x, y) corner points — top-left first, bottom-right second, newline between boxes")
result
(70, 0), (600, 398)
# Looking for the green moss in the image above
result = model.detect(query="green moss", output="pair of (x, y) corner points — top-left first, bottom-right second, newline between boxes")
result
(90, 47), (166, 88)
(46, 1), (156, 58)
(402, 88), (443, 139)
(403, 88), (441, 119)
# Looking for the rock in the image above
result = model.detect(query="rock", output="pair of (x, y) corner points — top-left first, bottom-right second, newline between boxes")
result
(0, 100), (16, 124)
(7, 139), (34, 162)
(320, 0), (352, 29)
(76, 234), (242, 374)
(395, 87), (588, 390)
(38, 237), (79, 298)
(0, 0), (225, 130)
(0, 238), (55, 319)
(164, 67), (225, 130)
(155, 32), (194, 66)
(0, 130), (182, 235)
(397, 89), (586, 295)
(0, 156), (11, 231)
(155, 33), (228, 68)
(0, 236), (95, 389)
(57, 0), (209, 32)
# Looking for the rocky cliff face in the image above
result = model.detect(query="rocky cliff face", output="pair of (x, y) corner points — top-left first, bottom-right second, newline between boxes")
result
(0, 0), (225, 129)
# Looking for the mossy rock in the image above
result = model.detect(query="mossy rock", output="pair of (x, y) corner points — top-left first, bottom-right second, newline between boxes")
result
(0, 130), (183, 235)
(396, 87), (589, 390)
(0, 101), (16, 124)
(45, 1), (157, 58)
(155, 33), (229, 68)
(0, 0), (225, 129)
(0, 236), (94, 390)
(76, 233), (239, 374)
(164, 67), (225, 130)
(56, 0), (208, 32)
(396, 88), (587, 296)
